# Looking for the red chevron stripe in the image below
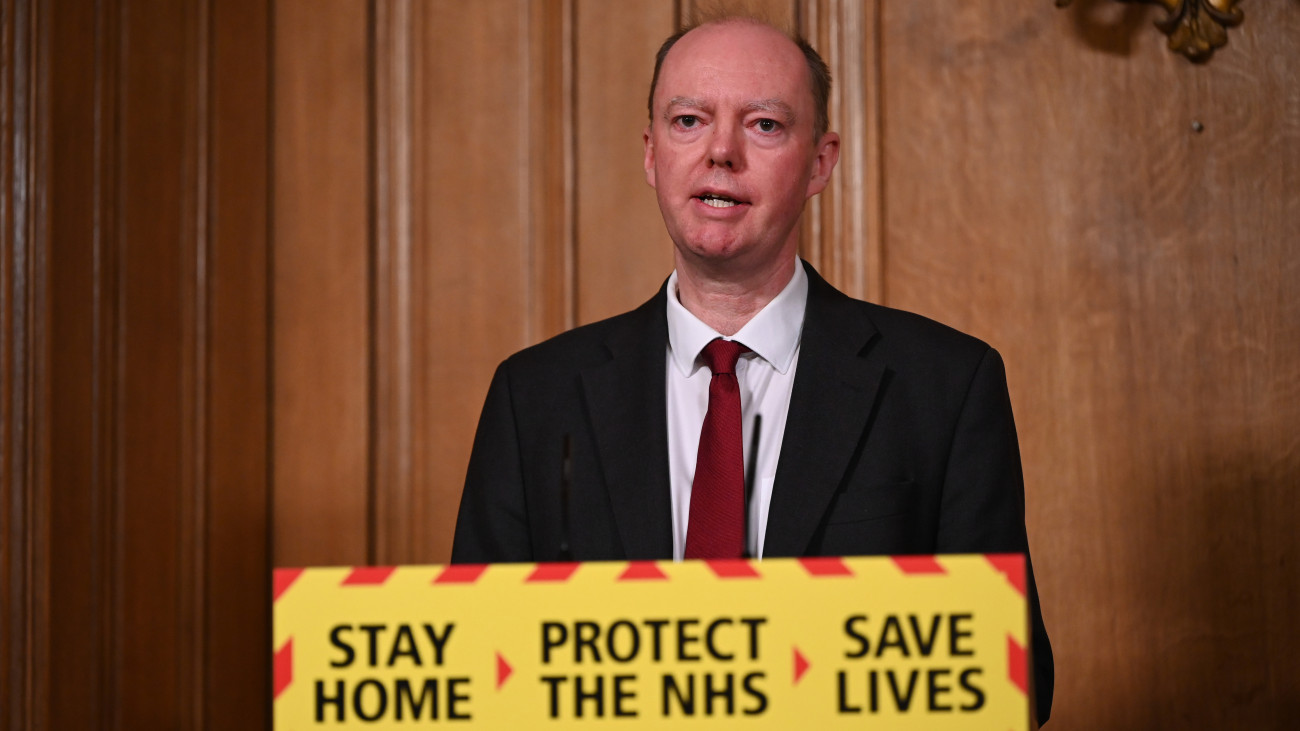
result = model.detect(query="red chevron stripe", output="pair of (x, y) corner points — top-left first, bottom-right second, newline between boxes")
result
(273, 568), (304, 602)
(891, 556), (945, 574)
(273, 639), (293, 699)
(705, 559), (760, 578)
(1008, 636), (1028, 695)
(341, 566), (396, 585)
(434, 564), (488, 584)
(618, 562), (669, 581)
(527, 562), (580, 582)
(798, 557), (853, 576)
(986, 554), (1026, 596)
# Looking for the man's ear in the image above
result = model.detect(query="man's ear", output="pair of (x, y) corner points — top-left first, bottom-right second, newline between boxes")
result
(805, 131), (840, 198)
(643, 125), (657, 188)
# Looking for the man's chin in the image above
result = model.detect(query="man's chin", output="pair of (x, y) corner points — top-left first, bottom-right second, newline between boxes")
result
(674, 240), (785, 283)
(674, 238), (747, 266)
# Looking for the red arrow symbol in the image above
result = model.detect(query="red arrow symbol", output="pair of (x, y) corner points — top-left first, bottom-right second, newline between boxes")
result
(496, 652), (513, 690)
(793, 646), (810, 685)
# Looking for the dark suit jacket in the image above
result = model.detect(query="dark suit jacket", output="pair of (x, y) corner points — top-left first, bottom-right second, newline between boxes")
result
(452, 261), (1053, 722)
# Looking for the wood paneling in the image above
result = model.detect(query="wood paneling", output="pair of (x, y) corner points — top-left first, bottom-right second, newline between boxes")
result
(43, 0), (105, 725)
(883, 2), (1300, 727)
(206, 0), (270, 724)
(4, 0), (271, 728)
(683, 0), (797, 27)
(373, 0), (554, 564)
(2, 0), (40, 726)
(272, 0), (370, 567)
(800, 0), (883, 300)
(574, 0), (676, 323)
(410, 0), (535, 561)
(116, 0), (201, 723)
(372, 0), (417, 567)
(525, 0), (578, 342)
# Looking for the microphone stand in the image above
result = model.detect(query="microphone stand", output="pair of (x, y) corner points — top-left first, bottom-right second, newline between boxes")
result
(743, 414), (762, 560)
(558, 433), (574, 561)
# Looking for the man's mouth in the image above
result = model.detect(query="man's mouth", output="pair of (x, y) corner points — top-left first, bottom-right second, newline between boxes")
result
(697, 193), (743, 208)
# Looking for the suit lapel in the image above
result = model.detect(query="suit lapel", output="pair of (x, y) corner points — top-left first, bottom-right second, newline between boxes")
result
(580, 288), (674, 560)
(764, 264), (887, 557)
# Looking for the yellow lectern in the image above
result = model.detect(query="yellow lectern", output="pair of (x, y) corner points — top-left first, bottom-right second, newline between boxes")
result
(273, 555), (1029, 729)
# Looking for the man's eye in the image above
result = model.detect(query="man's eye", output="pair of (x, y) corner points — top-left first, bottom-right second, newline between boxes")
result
(676, 115), (699, 128)
(756, 119), (779, 133)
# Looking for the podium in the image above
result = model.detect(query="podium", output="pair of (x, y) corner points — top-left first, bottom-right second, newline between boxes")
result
(273, 555), (1030, 729)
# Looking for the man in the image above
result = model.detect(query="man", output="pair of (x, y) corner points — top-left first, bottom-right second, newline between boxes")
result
(452, 17), (1052, 723)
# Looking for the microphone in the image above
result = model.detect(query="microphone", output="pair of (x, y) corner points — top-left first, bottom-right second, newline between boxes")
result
(743, 414), (762, 559)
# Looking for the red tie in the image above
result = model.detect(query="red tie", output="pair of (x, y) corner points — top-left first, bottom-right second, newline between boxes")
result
(685, 338), (750, 559)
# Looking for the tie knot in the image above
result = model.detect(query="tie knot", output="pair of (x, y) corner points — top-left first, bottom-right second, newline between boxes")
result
(701, 338), (749, 376)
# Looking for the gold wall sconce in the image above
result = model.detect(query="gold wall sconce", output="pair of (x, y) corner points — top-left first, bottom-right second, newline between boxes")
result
(1056, 0), (1245, 61)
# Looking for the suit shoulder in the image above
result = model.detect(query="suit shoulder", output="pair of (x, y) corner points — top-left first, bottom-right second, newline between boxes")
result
(841, 300), (1005, 389)
(858, 301), (992, 358)
(803, 262), (993, 367)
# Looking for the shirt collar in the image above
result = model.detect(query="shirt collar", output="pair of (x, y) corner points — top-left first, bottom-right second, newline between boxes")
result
(666, 260), (807, 377)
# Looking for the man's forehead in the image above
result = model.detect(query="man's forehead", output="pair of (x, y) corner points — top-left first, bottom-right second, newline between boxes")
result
(665, 21), (802, 70)
(654, 22), (810, 105)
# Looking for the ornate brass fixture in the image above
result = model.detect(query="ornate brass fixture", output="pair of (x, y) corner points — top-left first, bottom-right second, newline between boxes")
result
(1056, 0), (1245, 62)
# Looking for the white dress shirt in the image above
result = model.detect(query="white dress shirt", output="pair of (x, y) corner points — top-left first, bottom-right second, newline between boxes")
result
(665, 261), (807, 560)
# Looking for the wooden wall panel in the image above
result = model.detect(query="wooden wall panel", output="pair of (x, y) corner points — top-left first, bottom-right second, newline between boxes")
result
(115, 1), (202, 723)
(0, 0), (34, 721)
(524, 0), (578, 342)
(573, 0), (676, 324)
(882, 2), (1300, 728)
(372, 0), (549, 564)
(411, 0), (533, 562)
(3, 0), (272, 728)
(683, 0), (796, 27)
(272, 0), (370, 567)
(372, 0), (415, 567)
(800, 0), (882, 301)
(206, 0), (271, 724)
(42, 0), (106, 726)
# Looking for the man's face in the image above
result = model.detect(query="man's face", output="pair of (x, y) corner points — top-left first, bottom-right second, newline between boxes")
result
(644, 22), (839, 276)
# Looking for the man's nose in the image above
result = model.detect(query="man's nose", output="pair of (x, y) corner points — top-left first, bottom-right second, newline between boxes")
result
(706, 121), (743, 170)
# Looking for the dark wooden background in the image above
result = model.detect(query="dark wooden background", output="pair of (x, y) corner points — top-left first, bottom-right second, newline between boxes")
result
(4, 0), (1297, 729)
